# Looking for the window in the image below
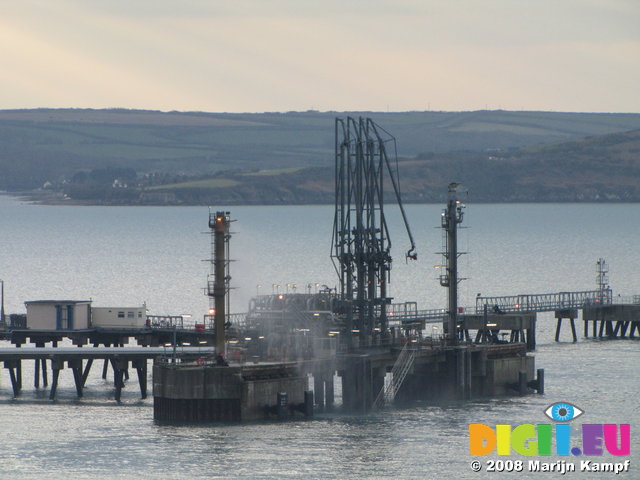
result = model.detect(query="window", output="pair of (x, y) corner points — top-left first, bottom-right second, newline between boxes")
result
(127, 311), (134, 318)
(117, 311), (125, 318)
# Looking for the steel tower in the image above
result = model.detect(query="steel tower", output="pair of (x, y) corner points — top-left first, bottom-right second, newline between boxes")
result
(331, 117), (416, 347)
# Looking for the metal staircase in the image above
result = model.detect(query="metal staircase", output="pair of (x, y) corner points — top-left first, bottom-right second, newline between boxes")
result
(373, 342), (416, 409)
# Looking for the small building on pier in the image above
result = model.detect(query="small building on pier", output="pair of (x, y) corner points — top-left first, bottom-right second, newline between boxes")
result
(24, 300), (147, 330)
(92, 306), (147, 328)
(25, 300), (91, 330)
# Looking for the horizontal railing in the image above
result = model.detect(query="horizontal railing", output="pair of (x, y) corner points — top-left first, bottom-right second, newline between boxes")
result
(388, 308), (447, 325)
(475, 289), (613, 314)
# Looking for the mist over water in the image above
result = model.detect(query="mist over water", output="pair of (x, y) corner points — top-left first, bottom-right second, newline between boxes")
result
(0, 196), (639, 479)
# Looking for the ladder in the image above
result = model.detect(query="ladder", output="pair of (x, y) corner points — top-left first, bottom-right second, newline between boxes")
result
(373, 342), (416, 409)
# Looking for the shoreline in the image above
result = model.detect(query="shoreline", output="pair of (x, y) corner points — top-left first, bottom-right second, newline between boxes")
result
(4, 190), (640, 207)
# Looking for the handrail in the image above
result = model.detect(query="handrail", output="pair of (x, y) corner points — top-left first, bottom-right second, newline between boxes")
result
(372, 342), (416, 409)
(475, 289), (613, 314)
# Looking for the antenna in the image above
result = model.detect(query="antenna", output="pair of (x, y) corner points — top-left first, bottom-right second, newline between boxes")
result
(596, 258), (609, 303)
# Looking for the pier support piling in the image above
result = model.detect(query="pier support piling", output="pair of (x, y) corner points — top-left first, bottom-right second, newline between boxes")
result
(341, 356), (373, 413)
(536, 368), (544, 395)
(325, 374), (335, 410)
(313, 374), (325, 410)
(69, 359), (83, 398)
(5, 361), (20, 397)
(555, 310), (578, 342)
(518, 371), (527, 396)
(133, 359), (147, 399)
(111, 359), (127, 402)
(34, 359), (40, 389)
(16, 359), (22, 391)
(102, 359), (109, 379)
(82, 359), (93, 387)
(49, 361), (63, 400)
(42, 359), (48, 387)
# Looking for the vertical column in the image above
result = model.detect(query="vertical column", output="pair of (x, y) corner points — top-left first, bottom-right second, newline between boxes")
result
(82, 359), (94, 387)
(569, 318), (577, 343)
(465, 349), (472, 400)
(209, 211), (231, 358)
(584, 314), (588, 338)
(5, 360), (20, 397)
(134, 359), (148, 399)
(34, 359), (40, 389)
(527, 315), (537, 350)
(111, 359), (127, 402)
(41, 358), (48, 387)
(554, 318), (563, 342)
(49, 358), (64, 400)
(325, 373), (335, 411)
(69, 359), (83, 398)
(340, 356), (372, 413)
(456, 348), (466, 399)
(314, 374), (325, 411)
(372, 367), (386, 406)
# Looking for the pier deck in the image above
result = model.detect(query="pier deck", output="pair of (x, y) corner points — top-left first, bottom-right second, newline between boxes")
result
(0, 346), (214, 401)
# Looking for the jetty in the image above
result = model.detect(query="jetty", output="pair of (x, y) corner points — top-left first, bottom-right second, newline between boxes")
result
(1, 118), (637, 423)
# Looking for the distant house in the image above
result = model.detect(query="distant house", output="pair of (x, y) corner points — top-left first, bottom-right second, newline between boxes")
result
(24, 300), (148, 330)
(25, 300), (91, 330)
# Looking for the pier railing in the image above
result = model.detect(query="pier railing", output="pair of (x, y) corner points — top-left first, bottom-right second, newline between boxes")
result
(387, 308), (446, 325)
(474, 289), (613, 314)
(147, 315), (188, 329)
(610, 295), (640, 305)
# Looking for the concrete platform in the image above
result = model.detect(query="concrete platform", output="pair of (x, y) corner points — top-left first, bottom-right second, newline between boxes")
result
(153, 361), (309, 422)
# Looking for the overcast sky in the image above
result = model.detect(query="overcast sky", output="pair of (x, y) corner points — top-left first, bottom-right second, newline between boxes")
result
(2, 0), (638, 113)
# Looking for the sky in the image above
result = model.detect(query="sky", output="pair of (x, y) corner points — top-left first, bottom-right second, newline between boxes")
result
(1, 0), (639, 113)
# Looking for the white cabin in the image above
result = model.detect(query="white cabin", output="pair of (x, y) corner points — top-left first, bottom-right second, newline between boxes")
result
(91, 307), (147, 328)
(24, 300), (91, 330)
(24, 301), (148, 330)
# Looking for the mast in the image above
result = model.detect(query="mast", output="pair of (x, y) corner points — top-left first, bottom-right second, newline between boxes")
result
(439, 183), (466, 344)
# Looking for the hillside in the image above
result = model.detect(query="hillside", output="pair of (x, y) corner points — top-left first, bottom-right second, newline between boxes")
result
(42, 128), (640, 205)
(3, 108), (640, 193)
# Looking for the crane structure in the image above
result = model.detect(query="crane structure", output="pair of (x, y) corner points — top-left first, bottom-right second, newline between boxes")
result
(331, 117), (417, 348)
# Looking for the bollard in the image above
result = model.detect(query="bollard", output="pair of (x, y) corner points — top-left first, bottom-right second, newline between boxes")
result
(304, 390), (314, 417)
(277, 392), (288, 419)
(518, 371), (527, 396)
(537, 368), (544, 395)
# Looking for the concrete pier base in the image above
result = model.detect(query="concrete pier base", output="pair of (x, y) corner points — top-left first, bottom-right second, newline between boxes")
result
(338, 343), (537, 411)
(153, 361), (309, 422)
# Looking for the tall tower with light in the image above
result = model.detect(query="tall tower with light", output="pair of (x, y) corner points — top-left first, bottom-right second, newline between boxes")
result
(206, 210), (232, 356)
(439, 183), (466, 344)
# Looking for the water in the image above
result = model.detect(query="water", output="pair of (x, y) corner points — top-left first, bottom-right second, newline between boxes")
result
(0, 195), (639, 479)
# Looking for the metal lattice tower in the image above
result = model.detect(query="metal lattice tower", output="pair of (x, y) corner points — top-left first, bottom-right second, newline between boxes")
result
(206, 210), (232, 355)
(596, 258), (609, 302)
(331, 117), (417, 347)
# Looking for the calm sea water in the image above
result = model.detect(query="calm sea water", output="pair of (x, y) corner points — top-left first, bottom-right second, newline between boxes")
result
(0, 195), (639, 479)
